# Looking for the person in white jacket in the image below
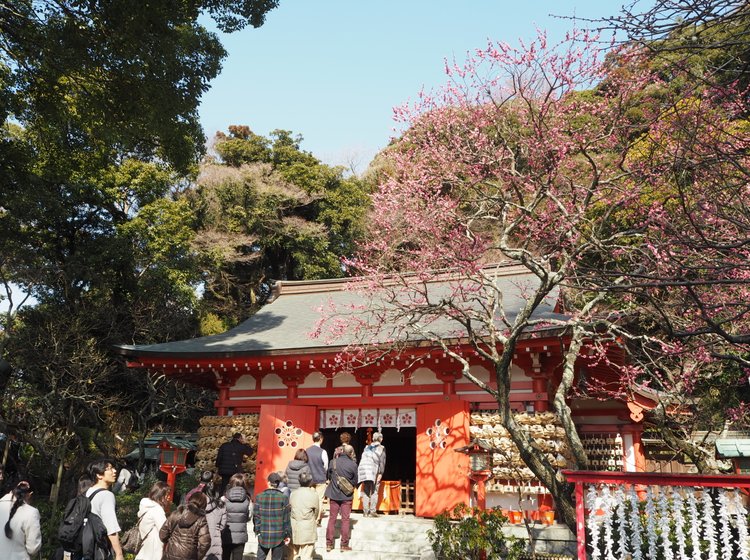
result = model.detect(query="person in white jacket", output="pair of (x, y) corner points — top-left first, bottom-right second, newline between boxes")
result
(0, 480), (42, 560)
(135, 481), (171, 560)
(357, 432), (386, 517)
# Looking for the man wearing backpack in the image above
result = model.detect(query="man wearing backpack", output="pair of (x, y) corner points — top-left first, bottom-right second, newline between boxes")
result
(85, 459), (124, 560)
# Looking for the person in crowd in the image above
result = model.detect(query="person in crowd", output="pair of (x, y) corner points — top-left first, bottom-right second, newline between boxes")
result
(184, 470), (214, 505)
(253, 472), (291, 560)
(358, 431), (387, 517)
(135, 481), (170, 560)
(305, 432), (328, 524)
(284, 449), (311, 492)
(0, 480), (41, 560)
(275, 471), (290, 498)
(112, 463), (133, 494)
(289, 471), (318, 560)
(240, 472), (254, 495)
(222, 473), (251, 560)
(160, 492), (211, 560)
(325, 443), (357, 552)
(77, 474), (94, 497)
(215, 433), (254, 494)
(87, 458), (124, 560)
(332, 432), (352, 459)
(201, 475), (226, 560)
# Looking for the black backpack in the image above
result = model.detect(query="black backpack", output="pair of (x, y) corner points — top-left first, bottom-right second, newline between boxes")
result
(58, 488), (112, 560)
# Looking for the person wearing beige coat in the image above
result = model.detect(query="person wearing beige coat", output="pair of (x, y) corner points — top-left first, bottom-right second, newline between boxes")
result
(288, 472), (319, 560)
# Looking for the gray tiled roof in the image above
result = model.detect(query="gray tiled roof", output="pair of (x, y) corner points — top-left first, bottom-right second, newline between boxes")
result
(114, 265), (567, 359)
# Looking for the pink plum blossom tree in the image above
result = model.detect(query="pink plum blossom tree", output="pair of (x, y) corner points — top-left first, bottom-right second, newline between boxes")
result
(315, 29), (750, 531)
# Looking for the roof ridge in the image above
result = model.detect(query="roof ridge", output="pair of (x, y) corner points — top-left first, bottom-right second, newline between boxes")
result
(276, 261), (527, 296)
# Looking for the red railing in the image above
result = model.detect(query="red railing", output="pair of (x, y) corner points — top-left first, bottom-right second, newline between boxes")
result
(563, 470), (750, 560)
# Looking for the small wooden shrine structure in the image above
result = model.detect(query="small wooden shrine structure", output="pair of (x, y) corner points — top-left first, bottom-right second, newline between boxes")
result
(116, 263), (651, 518)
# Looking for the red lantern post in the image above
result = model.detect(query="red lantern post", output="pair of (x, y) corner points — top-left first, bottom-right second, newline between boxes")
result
(455, 439), (493, 510)
(157, 438), (189, 502)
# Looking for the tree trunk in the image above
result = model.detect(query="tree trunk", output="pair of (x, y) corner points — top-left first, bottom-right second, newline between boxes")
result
(492, 355), (579, 534)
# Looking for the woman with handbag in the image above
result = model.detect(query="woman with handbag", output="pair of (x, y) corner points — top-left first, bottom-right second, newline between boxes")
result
(134, 481), (171, 560)
(324, 443), (357, 553)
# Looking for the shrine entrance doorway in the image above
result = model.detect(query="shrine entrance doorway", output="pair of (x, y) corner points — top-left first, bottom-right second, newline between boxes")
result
(320, 426), (417, 482)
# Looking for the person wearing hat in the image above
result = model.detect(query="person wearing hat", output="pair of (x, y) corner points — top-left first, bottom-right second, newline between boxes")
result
(253, 472), (291, 560)
(215, 433), (254, 495)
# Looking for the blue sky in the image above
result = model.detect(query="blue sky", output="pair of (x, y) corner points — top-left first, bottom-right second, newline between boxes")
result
(199, 1), (626, 172)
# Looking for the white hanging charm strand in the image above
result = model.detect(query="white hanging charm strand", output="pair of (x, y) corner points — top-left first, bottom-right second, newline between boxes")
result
(629, 486), (643, 560)
(672, 488), (687, 560)
(702, 489), (718, 560)
(587, 485), (603, 560)
(732, 489), (750, 560)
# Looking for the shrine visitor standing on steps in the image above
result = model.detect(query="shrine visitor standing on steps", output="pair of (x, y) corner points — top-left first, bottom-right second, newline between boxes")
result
(289, 471), (318, 560)
(215, 433), (253, 495)
(253, 472), (291, 560)
(222, 473), (251, 560)
(284, 449), (311, 491)
(325, 444), (357, 552)
(305, 432), (328, 524)
(160, 492), (211, 560)
(358, 432), (386, 517)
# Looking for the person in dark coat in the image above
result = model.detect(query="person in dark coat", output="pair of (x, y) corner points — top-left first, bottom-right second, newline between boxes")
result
(284, 449), (311, 492)
(221, 474), (251, 560)
(305, 432), (328, 525)
(160, 492), (211, 560)
(324, 444), (357, 552)
(215, 434), (254, 495)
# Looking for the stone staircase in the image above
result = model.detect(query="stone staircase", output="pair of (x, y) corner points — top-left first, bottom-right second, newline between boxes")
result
(243, 511), (436, 560)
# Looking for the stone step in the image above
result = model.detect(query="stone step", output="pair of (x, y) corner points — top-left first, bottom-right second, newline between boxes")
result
(243, 512), (436, 560)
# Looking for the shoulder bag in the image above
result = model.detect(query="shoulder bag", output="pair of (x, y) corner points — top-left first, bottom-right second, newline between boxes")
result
(121, 513), (153, 554)
(332, 459), (355, 496)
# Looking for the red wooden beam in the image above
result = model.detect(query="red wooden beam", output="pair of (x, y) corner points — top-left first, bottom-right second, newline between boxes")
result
(563, 469), (750, 488)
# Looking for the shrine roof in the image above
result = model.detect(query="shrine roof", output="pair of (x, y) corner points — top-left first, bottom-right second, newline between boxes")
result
(114, 263), (568, 360)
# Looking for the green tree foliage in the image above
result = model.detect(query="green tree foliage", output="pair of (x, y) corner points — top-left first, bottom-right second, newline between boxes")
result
(189, 126), (370, 325)
(603, 1), (750, 90)
(0, 1), (279, 489)
(0, 0), (278, 172)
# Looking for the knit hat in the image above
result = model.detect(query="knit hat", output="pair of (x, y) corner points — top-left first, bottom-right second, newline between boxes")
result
(268, 472), (283, 486)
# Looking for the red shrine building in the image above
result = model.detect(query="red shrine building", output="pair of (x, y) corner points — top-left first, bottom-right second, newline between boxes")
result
(116, 263), (652, 519)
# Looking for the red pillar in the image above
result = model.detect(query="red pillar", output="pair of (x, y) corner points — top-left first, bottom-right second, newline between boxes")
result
(216, 382), (230, 416)
(435, 370), (462, 396)
(532, 376), (549, 412)
(575, 481), (587, 560)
